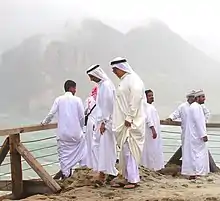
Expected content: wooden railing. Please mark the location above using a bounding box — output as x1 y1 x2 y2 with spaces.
0 120 220 199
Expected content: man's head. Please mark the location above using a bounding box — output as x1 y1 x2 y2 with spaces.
194 90 206 104
186 90 195 104
86 64 107 83
145 89 154 104
110 57 133 79
64 80 76 95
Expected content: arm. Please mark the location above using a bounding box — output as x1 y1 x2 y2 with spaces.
168 105 181 121
78 98 85 129
202 104 210 123
41 98 58 125
125 79 144 123
99 82 114 123
146 106 157 139
192 105 207 139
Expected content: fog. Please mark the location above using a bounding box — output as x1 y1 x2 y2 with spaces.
0 0 220 122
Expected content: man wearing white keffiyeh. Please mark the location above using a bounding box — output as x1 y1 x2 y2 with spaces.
86 64 118 186
110 57 146 189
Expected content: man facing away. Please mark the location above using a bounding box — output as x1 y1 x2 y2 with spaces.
182 89 209 179
110 57 146 189
141 89 164 171
86 64 118 186
41 80 87 179
84 86 98 169
167 90 195 149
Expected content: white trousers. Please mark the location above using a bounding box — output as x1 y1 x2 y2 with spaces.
123 141 140 183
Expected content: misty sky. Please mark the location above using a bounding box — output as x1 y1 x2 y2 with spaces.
0 0 219 53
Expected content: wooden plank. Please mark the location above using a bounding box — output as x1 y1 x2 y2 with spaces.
0 180 53 199
0 120 220 137
166 146 182 166
16 142 61 193
209 150 220 172
0 123 57 137
0 137 9 165
9 134 23 199
160 120 220 128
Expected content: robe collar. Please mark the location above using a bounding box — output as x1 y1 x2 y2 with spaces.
120 72 129 80
65 92 73 96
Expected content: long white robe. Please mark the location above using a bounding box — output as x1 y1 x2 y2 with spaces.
181 102 210 176
84 96 96 169
142 103 164 171
95 79 118 176
113 72 145 176
42 92 87 177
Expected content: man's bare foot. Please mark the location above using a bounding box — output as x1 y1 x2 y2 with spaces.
123 183 139 189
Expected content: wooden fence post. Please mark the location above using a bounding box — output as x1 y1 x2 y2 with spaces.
9 134 23 199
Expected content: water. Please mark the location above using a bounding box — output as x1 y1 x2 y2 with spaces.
0 117 220 181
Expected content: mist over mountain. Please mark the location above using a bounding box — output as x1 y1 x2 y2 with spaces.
0 18 219 119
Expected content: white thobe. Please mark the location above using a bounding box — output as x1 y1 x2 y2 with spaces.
84 96 96 169
94 79 118 176
142 103 164 171
113 73 145 183
181 102 210 176
42 92 87 177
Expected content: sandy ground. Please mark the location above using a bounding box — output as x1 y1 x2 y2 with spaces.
3 166 220 201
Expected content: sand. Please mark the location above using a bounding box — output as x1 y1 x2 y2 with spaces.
3 166 220 201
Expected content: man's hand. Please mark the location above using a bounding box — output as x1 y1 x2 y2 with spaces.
100 122 106 135
152 130 157 139
203 136 208 142
150 126 157 139
124 120 131 128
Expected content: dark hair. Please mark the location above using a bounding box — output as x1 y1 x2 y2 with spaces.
64 80 76 92
145 89 153 96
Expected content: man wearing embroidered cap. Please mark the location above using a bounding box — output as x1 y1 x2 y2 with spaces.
182 89 209 179
110 57 146 189
86 64 118 186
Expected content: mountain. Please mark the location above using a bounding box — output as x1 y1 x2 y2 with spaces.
0 18 219 118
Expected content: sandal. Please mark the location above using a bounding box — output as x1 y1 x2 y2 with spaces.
111 182 126 188
123 183 139 189
106 175 117 184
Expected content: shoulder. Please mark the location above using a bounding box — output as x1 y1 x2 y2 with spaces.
74 96 83 102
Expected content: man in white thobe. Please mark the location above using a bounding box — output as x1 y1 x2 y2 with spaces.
86 64 118 185
167 91 195 148
110 57 145 189
41 80 87 179
142 89 164 171
182 90 209 179
84 86 97 169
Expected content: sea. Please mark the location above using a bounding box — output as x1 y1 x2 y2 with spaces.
0 114 220 193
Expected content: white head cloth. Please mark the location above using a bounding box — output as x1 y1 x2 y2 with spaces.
186 90 196 98
194 89 205 97
110 57 134 74
87 64 109 81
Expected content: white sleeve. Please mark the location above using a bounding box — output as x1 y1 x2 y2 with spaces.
125 79 144 123
42 98 59 125
169 105 181 120
78 98 85 128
